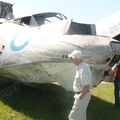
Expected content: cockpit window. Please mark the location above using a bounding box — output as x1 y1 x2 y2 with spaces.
33 13 67 26
14 12 67 27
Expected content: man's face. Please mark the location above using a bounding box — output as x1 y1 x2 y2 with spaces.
71 58 80 65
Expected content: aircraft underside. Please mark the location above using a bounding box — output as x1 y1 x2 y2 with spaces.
0 61 112 91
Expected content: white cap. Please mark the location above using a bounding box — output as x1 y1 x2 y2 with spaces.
68 50 83 59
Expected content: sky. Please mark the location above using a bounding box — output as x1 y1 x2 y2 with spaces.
1 0 120 24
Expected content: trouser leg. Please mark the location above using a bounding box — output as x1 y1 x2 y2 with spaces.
68 93 91 120
114 78 120 108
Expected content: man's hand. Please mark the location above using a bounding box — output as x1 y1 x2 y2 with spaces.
79 85 90 99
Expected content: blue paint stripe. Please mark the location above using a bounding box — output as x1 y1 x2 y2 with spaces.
10 36 30 51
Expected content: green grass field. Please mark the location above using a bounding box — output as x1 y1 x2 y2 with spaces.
88 82 120 120
0 82 120 120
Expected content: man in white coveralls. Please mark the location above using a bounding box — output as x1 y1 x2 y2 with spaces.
68 50 92 120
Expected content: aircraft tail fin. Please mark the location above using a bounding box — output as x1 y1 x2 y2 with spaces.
95 12 120 40
0 1 14 19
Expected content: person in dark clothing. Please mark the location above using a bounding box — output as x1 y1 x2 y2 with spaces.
111 63 120 108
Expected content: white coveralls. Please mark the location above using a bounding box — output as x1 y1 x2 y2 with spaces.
69 61 92 120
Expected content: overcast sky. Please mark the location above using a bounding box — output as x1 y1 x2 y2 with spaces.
2 0 120 24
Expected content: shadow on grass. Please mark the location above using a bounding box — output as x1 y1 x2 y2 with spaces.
0 83 120 120
0 83 74 120
88 95 120 120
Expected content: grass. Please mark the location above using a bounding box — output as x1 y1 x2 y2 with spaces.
0 83 73 120
88 82 120 120
0 82 120 120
